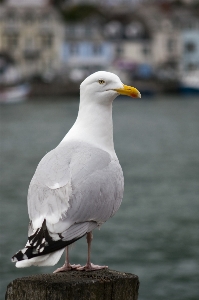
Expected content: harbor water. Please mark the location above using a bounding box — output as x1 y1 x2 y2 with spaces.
0 95 199 300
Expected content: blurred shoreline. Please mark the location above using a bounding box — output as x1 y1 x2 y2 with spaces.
28 79 183 98
0 0 199 102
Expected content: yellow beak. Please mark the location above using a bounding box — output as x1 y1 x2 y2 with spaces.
114 84 141 98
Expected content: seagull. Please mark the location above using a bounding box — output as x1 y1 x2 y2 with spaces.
12 71 141 272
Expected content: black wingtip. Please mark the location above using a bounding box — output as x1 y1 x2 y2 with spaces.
12 219 85 262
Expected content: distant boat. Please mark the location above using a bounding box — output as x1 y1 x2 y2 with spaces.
0 52 31 104
179 71 199 94
0 83 30 104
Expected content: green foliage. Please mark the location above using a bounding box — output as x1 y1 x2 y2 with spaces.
61 4 103 22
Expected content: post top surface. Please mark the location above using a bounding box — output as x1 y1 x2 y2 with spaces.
14 269 138 284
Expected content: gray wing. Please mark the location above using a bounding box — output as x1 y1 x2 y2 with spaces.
28 141 124 242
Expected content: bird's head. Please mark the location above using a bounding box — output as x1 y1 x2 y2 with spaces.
80 71 141 105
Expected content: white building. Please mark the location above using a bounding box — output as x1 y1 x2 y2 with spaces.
0 0 64 78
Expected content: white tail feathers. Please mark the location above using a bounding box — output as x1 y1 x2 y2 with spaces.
16 248 64 268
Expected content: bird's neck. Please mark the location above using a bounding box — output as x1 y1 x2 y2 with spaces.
63 100 115 156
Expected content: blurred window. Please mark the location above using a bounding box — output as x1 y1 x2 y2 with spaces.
5 33 19 49
42 34 53 48
66 26 75 37
167 38 175 52
40 14 52 25
23 13 35 24
24 50 40 60
116 45 123 56
125 22 144 39
186 63 197 71
76 26 85 38
162 19 172 31
184 42 196 53
142 44 151 56
92 44 102 55
104 21 122 39
70 44 78 55
25 37 34 49
23 38 40 60
85 26 93 38
187 20 196 30
6 11 17 26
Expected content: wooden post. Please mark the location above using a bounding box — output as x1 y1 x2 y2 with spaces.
5 269 139 300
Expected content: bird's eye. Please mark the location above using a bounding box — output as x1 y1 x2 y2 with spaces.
98 79 105 85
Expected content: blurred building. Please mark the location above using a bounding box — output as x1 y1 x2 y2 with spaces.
1 0 199 86
0 52 21 85
0 0 64 80
136 4 182 81
61 21 114 81
181 21 199 71
102 6 182 81
63 0 145 6
182 30 199 71
104 18 151 63
152 20 181 71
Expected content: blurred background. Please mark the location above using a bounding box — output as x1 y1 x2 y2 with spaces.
0 0 199 300
0 0 199 99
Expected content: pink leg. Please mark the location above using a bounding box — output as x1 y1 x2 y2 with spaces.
53 246 81 273
77 231 108 271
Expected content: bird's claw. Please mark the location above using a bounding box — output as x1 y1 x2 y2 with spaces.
77 263 108 271
53 263 81 273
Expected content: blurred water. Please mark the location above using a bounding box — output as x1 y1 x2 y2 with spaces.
0 96 199 300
